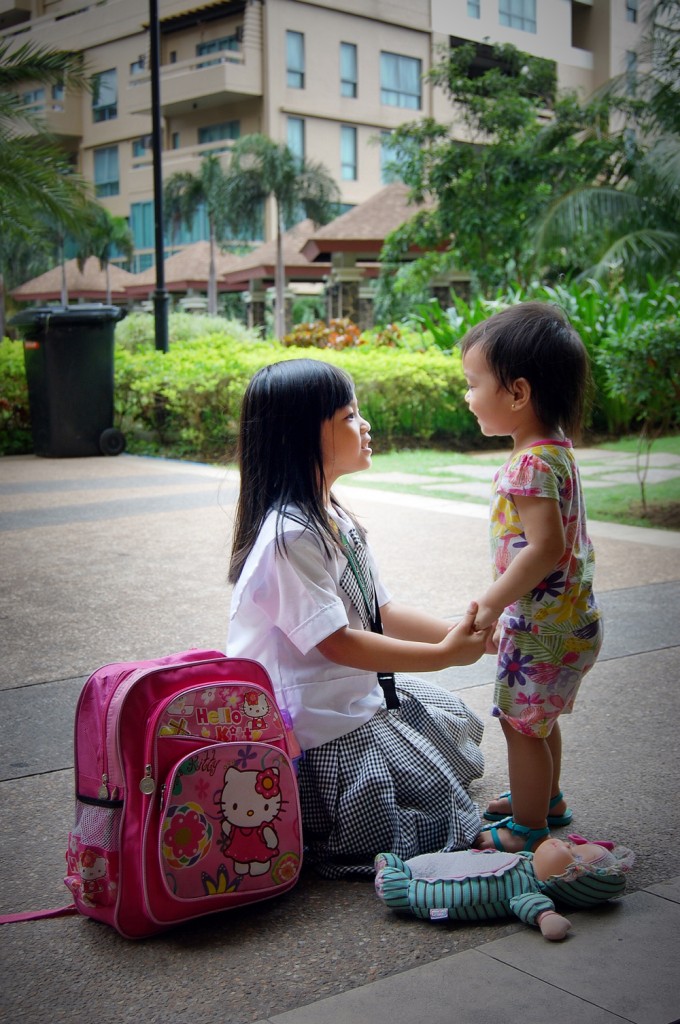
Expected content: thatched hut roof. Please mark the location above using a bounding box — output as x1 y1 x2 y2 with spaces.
11 257 137 302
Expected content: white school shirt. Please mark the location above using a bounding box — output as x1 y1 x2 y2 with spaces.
227 505 389 751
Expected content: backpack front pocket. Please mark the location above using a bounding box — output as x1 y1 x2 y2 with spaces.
154 742 302 908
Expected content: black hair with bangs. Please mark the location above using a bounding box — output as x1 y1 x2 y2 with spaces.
229 358 362 583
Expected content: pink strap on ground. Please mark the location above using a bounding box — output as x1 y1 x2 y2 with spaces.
0 905 77 924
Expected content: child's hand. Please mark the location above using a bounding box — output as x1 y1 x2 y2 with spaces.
471 600 497 632
442 602 490 666
485 621 501 655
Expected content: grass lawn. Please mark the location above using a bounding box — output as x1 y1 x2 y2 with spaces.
342 435 680 531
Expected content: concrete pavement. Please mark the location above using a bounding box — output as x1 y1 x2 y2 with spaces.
1 452 679 1024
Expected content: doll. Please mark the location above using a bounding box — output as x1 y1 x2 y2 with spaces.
374 834 634 941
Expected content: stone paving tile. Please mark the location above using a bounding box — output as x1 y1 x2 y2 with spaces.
573 448 643 462
430 464 498 478
576 451 680 467
424 481 492 497
354 472 438 485
596 469 680 485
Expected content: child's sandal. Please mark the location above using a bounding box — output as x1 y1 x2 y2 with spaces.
483 790 573 828
481 816 550 853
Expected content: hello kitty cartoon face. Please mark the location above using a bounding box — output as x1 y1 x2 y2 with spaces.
220 766 281 829
242 691 269 721
80 849 107 881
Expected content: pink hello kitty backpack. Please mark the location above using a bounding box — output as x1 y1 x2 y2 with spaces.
62 649 303 938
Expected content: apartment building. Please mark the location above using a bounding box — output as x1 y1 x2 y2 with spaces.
1 0 645 273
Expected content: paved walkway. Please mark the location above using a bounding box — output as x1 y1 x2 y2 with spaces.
1 453 679 1024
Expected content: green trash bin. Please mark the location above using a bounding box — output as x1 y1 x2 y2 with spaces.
11 304 126 458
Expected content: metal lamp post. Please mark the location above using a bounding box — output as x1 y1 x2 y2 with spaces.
149 0 169 352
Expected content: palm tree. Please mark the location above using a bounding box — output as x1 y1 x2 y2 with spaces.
164 154 233 315
535 0 680 284
0 39 90 336
77 204 135 304
224 135 340 338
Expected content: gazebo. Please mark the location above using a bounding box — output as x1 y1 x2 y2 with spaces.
124 241 245 309
220 220 332 331
302 183 469 327
11 256 137 305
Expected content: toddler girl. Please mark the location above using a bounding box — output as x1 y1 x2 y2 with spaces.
461 302 603 854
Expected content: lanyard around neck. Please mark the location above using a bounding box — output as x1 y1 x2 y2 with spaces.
337 530 400 710
339 532 376 626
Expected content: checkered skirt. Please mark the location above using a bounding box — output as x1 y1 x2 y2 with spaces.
297 676 485 879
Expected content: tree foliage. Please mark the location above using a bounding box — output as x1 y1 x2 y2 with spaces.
380 41 633 298
535 0 680 285
164 154 236 316
0 40 90 230
0 39 91 335
76 205 135 304
224 135 340 338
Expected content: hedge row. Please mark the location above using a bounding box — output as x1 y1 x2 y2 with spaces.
113 335 477 461
3 275 678 461
0 323 478 460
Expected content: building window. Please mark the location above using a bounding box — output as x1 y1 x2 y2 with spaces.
468 0 481 16
340 42 357 98
51 83 64 108
92 69 117 122
94 145 119 196
196 34 239 67
21 87 45 110
130 56 145 75
132 136 151 158
286 30 305 89
626 49 637 94
626 0 638 23
341 125 357 180
499 0 536 32
171 131 180 149
130 200 154 262
198 120 240 145
287 116 305 160
380 131 398 184
380 52 422 109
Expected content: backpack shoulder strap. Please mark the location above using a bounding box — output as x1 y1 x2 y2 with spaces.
0 905 77 924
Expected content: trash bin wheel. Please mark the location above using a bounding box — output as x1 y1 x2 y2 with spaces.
99 428 126 456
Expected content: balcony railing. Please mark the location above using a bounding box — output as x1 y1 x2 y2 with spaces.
130 137 237 175
128 48 262 117
14 96 83 138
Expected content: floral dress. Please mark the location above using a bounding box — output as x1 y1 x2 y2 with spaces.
490 440 602 738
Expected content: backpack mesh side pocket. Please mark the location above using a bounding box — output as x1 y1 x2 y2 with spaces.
65 798 122 909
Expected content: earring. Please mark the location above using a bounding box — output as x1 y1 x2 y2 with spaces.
511 403 516 410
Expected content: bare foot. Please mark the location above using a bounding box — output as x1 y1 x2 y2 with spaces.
485 794 512 818
548 795 569 819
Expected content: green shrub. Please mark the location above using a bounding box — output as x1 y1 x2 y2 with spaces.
3 280 678 460
327 346 475 445
0 339 32 454
114 338 476 458
116 311 257 352
405 278 680 436
115 335 277 460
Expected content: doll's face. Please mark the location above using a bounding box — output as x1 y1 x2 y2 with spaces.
533 838 605 880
